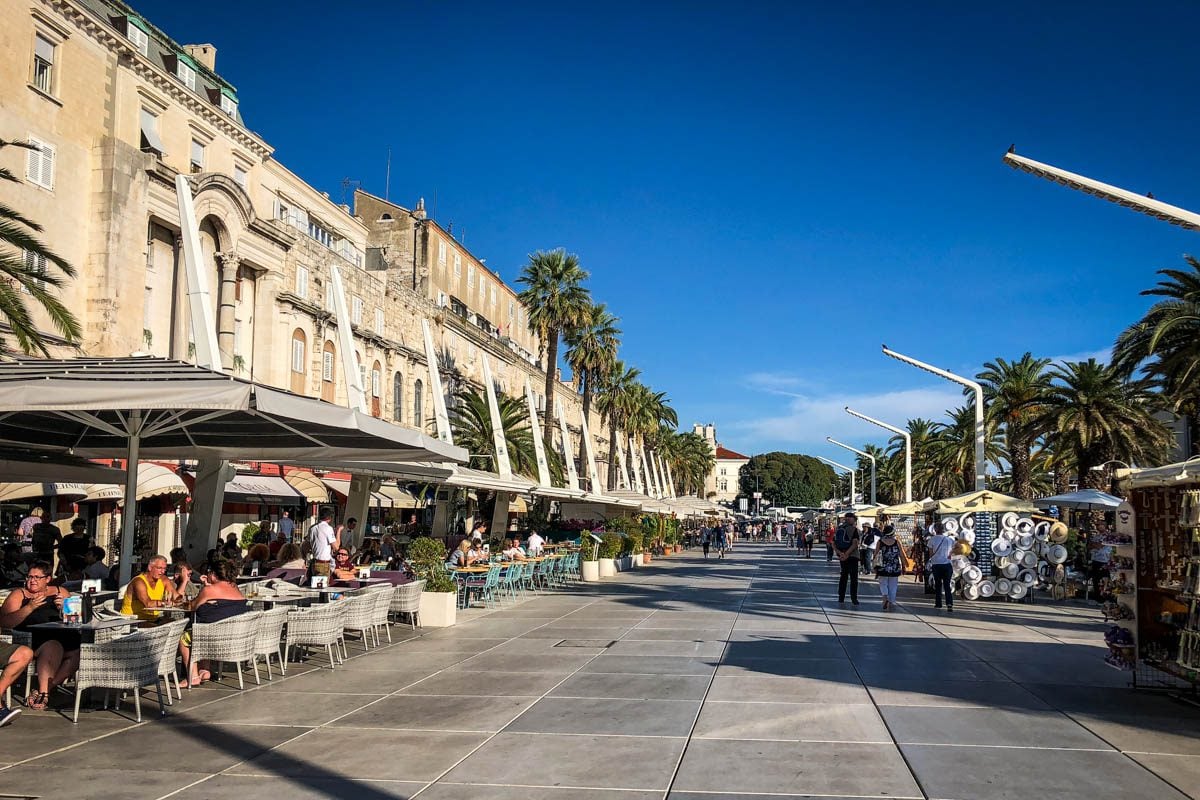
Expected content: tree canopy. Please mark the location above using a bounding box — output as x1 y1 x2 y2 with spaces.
737 452 836 507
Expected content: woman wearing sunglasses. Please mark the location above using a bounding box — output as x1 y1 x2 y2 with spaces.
0 561 79 710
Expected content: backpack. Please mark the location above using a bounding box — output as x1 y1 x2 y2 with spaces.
833 525 857 551
862 530 876 547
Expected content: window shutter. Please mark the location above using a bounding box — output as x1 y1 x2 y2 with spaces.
35 35 55 64
25 142 39 183
40 143 54 190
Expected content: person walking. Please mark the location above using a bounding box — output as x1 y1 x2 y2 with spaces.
714 525 727 559
1089 521 1113 602
834 512 861 605
875 525 907 611
859 522 877 576
701 527 711 559
926 521 955 611
824 523 836 562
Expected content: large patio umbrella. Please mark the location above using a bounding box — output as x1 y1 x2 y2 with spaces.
1034 488 1124 510
935 490 1037 514
0 357 466 581
0 450 126 483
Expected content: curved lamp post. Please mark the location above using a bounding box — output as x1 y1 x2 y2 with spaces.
816 455 855 507
845 407 911 503
881 345 986 491
827 437 875 505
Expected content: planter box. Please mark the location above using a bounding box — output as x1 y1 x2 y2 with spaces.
581 560 600 582
419 591 457 627
598 557 616 578
642 552 652 564
633 553 643 567
617 556 633 571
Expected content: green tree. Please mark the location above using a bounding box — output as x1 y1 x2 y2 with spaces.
928 403 1004 497
565 301 620 422
1040 359 1174 488
448 385 560 482
976 353 1053 499
1112 256 1200 445
595 359 640 490
0 138 81 354
517 248 591 453
738 452 836 507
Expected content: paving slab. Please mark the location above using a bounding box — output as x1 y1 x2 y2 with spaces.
550 672 712 701
507 696 701 736
329 694 538 732
693 701 891 742
880 705 1114 748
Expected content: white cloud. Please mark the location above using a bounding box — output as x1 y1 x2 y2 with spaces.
727 384 965 451
742 371 819 398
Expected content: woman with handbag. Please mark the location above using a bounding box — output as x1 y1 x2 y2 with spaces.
874 525 910 611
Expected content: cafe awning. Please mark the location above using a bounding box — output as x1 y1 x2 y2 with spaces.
935 490 1036 514
376 482 421 509
321 477 403 508
0 451 126 483
222 474 304 505
283 469 329 502
0 482 90 502
84 462 188 503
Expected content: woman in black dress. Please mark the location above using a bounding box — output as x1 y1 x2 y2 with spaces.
0 561 79 710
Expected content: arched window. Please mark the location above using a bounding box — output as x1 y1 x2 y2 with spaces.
413 379 424 430
392 372 404 423
370 360 382 418
321 340 336 403
290 328 307 394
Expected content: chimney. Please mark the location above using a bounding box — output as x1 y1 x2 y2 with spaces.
414 198 427 220
183 44 216 71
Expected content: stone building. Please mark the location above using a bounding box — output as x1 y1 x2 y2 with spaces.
692 423 749 504
1 0 606 476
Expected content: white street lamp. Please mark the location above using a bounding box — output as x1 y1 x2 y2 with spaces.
845 407 911 503
827 437 875 505
816 455 855 506
881 345 987 491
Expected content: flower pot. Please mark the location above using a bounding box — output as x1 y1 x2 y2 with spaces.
642 552 652 564
618 556 632 571
675 544 682 553
598 557 616 578
581 560 600 582
632 553 643 567
419 591 457 627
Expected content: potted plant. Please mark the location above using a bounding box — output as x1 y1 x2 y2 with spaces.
598 530 621 577
408 536 458 627
580 533 600 582
627 528 643 568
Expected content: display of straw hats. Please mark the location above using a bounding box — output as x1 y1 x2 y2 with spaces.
960 513 975 530
953 540 973 557
964 565 983 584
1017 533 1035 550
996 577 1012 594
1009 582 1028 600
992 539 1014 557
1018 569 1037 585
964 584 981 600
1001 562 1020 579
1034 521 1051 542
942 518 960 536
961 529 976 545
1016 517 1035 534
979 580 996 597
1020 550 1038 569
1001 512 1020 530
1049 522 1069 543
1047 544 1068 564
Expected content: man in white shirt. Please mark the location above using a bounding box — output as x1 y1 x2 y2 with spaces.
307 509 338 576
925 522 955 611
526 531 545 556
502 538 526 561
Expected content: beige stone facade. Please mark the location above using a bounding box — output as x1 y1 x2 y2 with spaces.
693 424 748 504
1 0 607 473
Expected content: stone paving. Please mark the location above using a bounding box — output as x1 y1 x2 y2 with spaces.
3 543 1200 799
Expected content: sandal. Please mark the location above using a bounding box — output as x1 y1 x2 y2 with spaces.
26 691 48 711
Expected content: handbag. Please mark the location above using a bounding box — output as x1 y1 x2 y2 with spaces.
899 543 915 575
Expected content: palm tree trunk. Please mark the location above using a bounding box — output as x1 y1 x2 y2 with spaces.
1010 438 1031 499
581 371 592 422
607 416 619 490
542 330 559 454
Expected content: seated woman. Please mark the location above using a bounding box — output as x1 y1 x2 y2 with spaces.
242 543 270 576
501 538 527 561
179 558 251 686
447 540 473 569
121 554 189 622
272 543 305 570
0 561 79 711
355 539 381 566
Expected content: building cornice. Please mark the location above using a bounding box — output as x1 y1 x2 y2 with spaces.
43 0 274 159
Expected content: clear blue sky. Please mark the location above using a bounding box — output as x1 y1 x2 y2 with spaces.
143 0 1200 463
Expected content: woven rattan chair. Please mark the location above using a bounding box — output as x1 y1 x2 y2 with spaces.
365 585 394 644
71 625 175 723
152 618 190 705
337 592 378 656
389 580 424 630
251 607 290 680
285 602 347 668
186 610 262 690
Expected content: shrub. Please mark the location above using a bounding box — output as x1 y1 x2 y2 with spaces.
625 528 644 554
239 521 260 550
407 536 456 593
579 533 599 561
598 531 622 560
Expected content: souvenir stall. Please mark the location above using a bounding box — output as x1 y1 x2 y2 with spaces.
1115 459 1200 689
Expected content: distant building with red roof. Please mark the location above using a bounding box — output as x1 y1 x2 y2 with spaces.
693 424 750 503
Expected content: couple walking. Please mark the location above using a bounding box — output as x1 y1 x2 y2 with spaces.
833 512 908 610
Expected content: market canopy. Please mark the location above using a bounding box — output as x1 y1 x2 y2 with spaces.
881 497 936 515
1121 458 1200 488
0 482 89 502
0 451 125 483
0 357 467 462
1034 488 1124 510
935 490 1036 514
84 463 188 503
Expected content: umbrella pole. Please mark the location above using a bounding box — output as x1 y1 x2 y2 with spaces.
118 414 141 587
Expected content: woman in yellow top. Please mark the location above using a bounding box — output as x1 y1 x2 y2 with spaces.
121 554 189 620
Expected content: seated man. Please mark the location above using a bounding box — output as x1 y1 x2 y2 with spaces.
82 546 109 582
331 548 359 581
501 538 526 561
0 636 34 725
121 554 189 621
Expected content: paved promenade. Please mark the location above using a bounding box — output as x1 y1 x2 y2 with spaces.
3 543 1200 799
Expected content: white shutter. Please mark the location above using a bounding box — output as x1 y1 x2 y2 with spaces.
291 338 305 373
295 266 308 299
39 143 54 189
374 308 384 335
322 350 334 381
371 369 381 397
34 35 55 63
25 142 39 183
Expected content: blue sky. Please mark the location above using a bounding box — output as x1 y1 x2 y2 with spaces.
143 0 1200 462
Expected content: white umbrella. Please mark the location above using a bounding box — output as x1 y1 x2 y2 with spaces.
1034 489 1123 510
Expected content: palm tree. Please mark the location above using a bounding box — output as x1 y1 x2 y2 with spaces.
565 302 620 422
1040 359 1174 489
665 430 715 497
928 404 1004 495
517 248 591 453
976 353 1053 499
0 138 81 354
1113 256 1200 443
448 385 542 480
595 360 640 490
884 418 940 499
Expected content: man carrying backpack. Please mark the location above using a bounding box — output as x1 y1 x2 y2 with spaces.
834 512 861 605
859 522 877 576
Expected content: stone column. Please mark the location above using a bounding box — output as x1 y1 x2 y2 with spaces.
216 251 240 370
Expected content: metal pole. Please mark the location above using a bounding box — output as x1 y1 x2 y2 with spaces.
816 455 855 506
827 437 876 505
845 407 912 503
882 345 986 490
118 411 142 587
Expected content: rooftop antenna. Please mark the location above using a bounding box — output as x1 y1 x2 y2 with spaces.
384 147 391 202
339 177 360 207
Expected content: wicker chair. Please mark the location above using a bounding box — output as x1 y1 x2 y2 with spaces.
337 592 378 656
71 624 177 723
389 580 424 630
152 618 190 705
365 585 395 644
186 610 263 690
251 607 290 680
285 602 347 668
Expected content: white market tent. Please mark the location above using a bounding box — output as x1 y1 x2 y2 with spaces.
0 357 467 581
